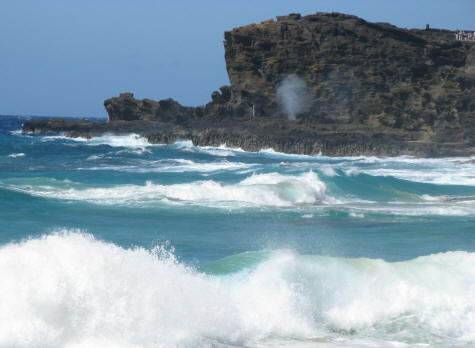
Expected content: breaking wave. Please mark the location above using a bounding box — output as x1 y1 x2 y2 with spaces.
8 153 25 158
4 172 331 207
173 140 245 157
0 231 473 348
82 158 256 173
349 166 475 186
77 134 155 149
34 133 475 187
41 133 155 149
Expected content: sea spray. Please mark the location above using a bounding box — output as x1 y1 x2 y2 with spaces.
276 75 311 120
0 232 474 347
42 133 155 149
0 232 314 348
2 115 475 348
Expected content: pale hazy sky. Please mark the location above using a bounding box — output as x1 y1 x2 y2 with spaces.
1 0 474 118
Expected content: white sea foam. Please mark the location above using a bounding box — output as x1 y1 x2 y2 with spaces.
79 134 154 149
198 144 244 157
8 153 25 158
349 212 365 218
174 141 321 160
151 160 253 173
40 133 157 149
9 129 24 136
174 140 245 157
173 140 195 148
320 166 338 177
86 155 103 161
332 156 475 186
418 194 475 203
115 148 152 155
7 171 331 207
40 135 71 141
353 167 475 186
199 148 237 157
259 148 316 159
0 232 473 348
360 200 464 215
0 232 315 348
252 153 475 186
4 172 474 215
317 155 473 164
274 155 475 182
33 134 475 188
82 159 256 173
230 152 475 186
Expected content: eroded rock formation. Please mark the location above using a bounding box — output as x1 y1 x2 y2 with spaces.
23 12 475 156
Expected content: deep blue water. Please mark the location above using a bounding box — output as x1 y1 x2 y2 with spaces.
1 115 474 348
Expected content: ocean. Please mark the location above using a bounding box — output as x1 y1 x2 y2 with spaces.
0 115 474 348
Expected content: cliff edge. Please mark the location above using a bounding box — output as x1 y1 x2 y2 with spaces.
23 12 475 156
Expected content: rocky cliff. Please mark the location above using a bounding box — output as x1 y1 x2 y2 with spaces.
23 12 475 156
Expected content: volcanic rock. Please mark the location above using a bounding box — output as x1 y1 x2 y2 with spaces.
23 12 475 156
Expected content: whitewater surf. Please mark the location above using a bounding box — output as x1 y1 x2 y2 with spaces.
1 116 474 347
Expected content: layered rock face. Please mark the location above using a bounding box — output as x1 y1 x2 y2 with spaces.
23 12 475 156
223 13 474 141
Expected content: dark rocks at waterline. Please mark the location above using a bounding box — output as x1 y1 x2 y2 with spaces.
22 117 474 157
23 12 475 157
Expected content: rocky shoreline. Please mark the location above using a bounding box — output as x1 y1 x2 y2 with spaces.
22 12 475 157
22 116 472 157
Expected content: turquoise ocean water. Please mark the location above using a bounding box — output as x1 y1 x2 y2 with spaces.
1 116 474 347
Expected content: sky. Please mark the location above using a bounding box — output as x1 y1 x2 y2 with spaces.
1 0 474 118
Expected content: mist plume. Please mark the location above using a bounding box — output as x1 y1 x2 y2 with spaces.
276 75 310 120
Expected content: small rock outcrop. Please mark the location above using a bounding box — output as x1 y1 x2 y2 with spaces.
23 12 475 156
104 93 199 123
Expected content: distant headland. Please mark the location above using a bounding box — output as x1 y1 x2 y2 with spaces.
23 12 475 156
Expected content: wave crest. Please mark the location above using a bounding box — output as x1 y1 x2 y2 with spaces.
41 133 154 149
5 171 331 207
1 232 474 347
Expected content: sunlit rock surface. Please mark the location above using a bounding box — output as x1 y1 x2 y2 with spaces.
23 13 475 156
